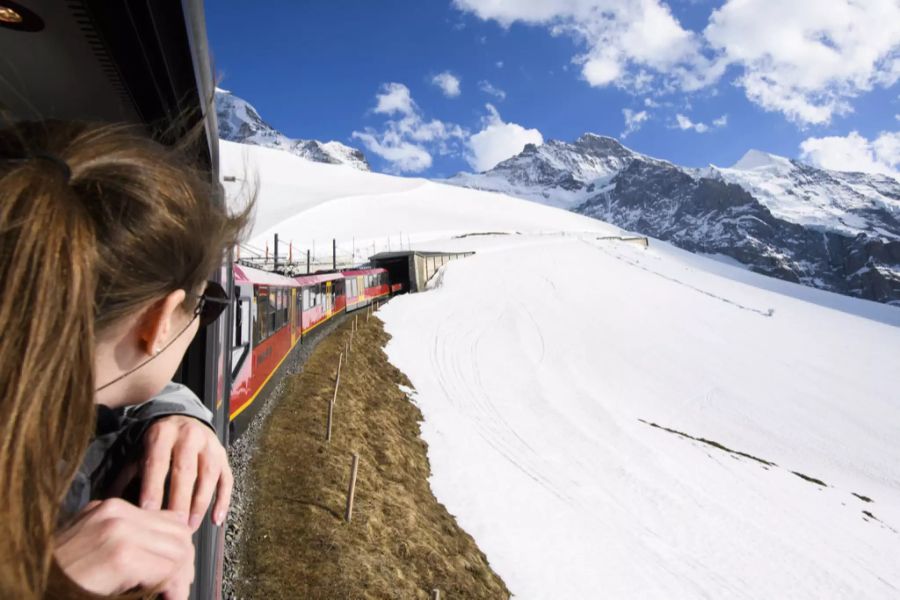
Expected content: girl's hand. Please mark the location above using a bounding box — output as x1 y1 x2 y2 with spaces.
54 499 194 599
139 415 233 531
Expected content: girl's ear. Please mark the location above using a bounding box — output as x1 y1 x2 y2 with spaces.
137 290 188 356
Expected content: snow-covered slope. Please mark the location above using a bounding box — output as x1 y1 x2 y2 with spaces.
215 88 370 171
710 149 900 240
223 140 900 599
447 137 900 305
380 236 900 599
220 140 616 249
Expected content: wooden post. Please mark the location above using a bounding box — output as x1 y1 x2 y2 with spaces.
325 350 343 441
332 352 343 405
345 453 359 522
431 590 440 600
325 397 334 442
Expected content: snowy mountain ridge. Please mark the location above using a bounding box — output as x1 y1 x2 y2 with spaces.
447 137 900 304
215 88 370 171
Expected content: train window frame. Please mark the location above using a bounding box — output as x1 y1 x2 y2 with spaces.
232 293 252 379
255 285 270 345
270 288 278 331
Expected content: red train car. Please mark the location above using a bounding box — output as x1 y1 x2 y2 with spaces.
342 268 391 311
229 265 302 434
295 272 345 335
228 266 394 435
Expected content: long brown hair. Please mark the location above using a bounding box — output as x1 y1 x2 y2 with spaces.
0 120 250 598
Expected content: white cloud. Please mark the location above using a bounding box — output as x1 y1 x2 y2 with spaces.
621 109 649 138
454 0 900 127
374 82 416 116
466 104 544 172
799 130 900 177
496 60 504 68
705 0 900 125
644 97 660 108
674 113 727 133
431 71 462 98
479 80 507 101
453 0 721 94
353 83 468 174
675 113 709 133
895 114 900 121
351 131 433 172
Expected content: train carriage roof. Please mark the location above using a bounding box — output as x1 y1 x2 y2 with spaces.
341 268 388 277
234 264 301 287
294 272 344 287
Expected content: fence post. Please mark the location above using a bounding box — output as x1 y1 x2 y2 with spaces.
325 397 334 442
431 589 440 600
333 352 343 404
345 453 359 522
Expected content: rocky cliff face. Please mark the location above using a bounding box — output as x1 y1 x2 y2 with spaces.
447 136 900 305
215 88 370 171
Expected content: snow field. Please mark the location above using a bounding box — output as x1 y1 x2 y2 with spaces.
379 236 900 598
224 141 900 599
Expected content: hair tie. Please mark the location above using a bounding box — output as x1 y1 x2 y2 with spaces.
31 153 72 183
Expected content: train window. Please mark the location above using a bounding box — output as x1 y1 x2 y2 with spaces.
269 287 278 332
282 289 289 325
273 288 281 330
234 297 243 347
255 286 269 344
302 287 309 310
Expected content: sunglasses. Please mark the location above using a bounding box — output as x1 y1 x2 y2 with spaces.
191 280 230 327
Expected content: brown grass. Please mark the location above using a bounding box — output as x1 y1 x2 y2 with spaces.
236 311 510 599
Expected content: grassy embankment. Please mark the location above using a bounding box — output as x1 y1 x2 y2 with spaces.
237 310 510 599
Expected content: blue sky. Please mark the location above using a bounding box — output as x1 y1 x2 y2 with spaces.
206 1 900 178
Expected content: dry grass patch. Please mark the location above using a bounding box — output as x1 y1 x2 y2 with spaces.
236 312 510 599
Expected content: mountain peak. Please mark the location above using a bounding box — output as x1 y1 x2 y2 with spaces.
576 132 620 144
731 149 792 171
215 89 370 171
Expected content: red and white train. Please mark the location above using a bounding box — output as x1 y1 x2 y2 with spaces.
228 265 397 435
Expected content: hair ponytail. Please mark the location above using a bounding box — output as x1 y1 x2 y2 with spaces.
0 155 98 597
0 120 250 598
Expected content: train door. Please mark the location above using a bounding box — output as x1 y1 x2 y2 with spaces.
290 288 298 345
325 281 333 317
231 284 252 379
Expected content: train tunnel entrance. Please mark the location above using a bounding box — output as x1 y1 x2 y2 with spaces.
370 250 475 293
